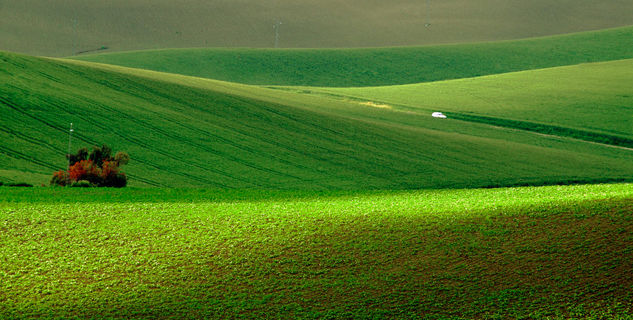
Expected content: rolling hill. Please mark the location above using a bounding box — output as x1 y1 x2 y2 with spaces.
292 58 633 143
73 25 633 87
1 50 632 188
3 0 633 57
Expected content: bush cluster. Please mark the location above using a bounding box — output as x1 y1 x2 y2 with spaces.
0 181 34 187
51 145 129 188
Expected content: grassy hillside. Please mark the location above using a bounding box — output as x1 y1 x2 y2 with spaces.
3 0 633 57
73 26 633 87
299 59 633 144
2 50 633 188
1 184 632 318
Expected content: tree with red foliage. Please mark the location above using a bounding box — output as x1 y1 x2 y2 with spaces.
100 160 127 188
68 160 101 185
50 170 71 187
51 144 129 187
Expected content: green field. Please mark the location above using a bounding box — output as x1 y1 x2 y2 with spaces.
2 8 633 319
292 58 633 143
74 25 633 87
2 50 633 188
4 0 633 57
1 184 632 318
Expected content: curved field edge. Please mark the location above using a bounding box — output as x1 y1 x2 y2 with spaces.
6 0 633 57
446 113 633 149
72 25 633 87
0 184 632 318
294 58 633 145
4 51 633 188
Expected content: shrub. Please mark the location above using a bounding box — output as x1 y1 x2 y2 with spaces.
51 170 71 187
105 172 127 188
101 161 127 188
52 145 129 187
71 180 94 188
7 182 33 187
114 152 130 166
69 160 102 185
68 147 89 166
88 145 113 167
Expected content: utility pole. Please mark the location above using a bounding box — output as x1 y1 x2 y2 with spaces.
425 0 431 27
273 19 282 48
67 123 74 170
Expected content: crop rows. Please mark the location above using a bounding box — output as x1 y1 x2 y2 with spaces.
1 184 632 318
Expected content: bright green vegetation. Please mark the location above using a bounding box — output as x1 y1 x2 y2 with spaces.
3 5 632 319
2 50 633 188
294 58 633 145
1 184 632 318
5 0 633 57
74 26 633 87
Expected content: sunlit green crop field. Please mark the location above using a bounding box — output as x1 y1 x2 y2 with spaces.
1 184 632 318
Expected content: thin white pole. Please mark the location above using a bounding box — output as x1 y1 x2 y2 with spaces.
67 123 74 170
274 20 282 48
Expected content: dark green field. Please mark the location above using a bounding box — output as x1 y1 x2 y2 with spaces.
74 26 633 87
1 184 632 318
2 50 632 188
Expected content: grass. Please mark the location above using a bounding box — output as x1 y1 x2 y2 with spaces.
1 183 632 318
297 58 633 144
3 50 633 188
3 8 632 320
446 113 633 149
73 25 633 87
